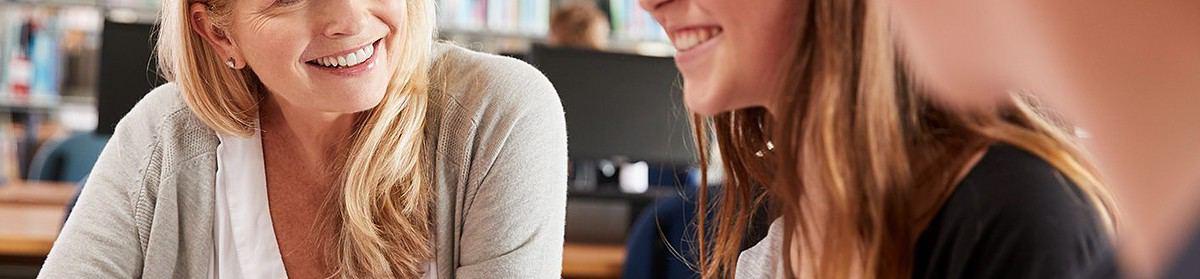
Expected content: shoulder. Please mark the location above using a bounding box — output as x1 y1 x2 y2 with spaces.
931 143 1110 253
117 83 210 134
949 143 1096 220
913 143 1113 278
114 82 217 148
737 219 786 278
100 82 218 180
121 82 192 128
429 42 562 124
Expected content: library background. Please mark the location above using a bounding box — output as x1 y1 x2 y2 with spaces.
0 0 709 278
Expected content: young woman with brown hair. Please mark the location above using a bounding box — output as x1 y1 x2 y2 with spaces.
638 0 1117 277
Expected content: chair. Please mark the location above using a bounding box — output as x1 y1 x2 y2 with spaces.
622 187 703 279
622 186 771 279
28 132 109 183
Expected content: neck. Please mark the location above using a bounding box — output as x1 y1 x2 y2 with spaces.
1072 83 1200 279
1042 7 1200 276
259 95 358 166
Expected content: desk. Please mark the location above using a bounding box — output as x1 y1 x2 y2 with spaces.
0 182 77 206
563 243 626 279
0 182 74 258
0 183 630 276
0 204 64 257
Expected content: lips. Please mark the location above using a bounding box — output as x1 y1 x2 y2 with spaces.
670 27 723 51
306 40 379 68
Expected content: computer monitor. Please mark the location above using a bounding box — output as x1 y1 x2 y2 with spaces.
96 20 163 135
528 45 694 165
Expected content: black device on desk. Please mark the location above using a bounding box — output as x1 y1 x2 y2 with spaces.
96 21 163 135
528 44 693 166
528 44 694 244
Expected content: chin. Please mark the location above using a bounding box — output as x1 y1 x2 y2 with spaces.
346 95 387 113
307 94 385 113
683 83 739 116
313 84 389 113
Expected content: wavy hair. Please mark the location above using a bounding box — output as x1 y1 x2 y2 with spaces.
156 0 437 277
692 0 1116 277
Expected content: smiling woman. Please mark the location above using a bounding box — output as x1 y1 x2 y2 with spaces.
638 0 1117 278
36 0 568 278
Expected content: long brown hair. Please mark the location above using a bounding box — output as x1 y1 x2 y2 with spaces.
692 0 1116 278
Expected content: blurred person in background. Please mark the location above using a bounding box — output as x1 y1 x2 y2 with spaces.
639 0 1118 277
549 1 610 50
890 1 1200 278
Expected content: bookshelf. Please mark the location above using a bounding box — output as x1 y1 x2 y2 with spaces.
0 1 128 181
436 0 674 56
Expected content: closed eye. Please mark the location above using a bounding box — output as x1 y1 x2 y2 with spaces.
272 0 302 8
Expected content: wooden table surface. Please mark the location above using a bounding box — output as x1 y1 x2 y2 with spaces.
0 181 630 277
0 181 77 206
562 243 627 278
0 204 65 257
0 181 75 257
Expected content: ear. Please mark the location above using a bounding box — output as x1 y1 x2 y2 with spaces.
189 3 244 69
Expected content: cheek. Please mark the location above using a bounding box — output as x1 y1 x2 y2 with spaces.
379 1 407 39
728 0 798 103
892 0 1018 104
236 25 308 83
681 0 802 115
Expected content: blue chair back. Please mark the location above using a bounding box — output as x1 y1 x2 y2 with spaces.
28 132 110 183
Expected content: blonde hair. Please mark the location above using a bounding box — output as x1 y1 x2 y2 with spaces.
156 0 438 277
693 0 1116 277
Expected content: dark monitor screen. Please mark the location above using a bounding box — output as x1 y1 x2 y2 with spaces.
529 45 694 164
96 21 163 135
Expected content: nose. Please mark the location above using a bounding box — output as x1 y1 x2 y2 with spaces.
639 0 672 11
319 0 367 39
639 0 673 24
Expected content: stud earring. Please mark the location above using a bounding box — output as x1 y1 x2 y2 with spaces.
226 57 236 69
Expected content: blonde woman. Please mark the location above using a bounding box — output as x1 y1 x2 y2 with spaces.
38 0 567 277
639 0 1116 277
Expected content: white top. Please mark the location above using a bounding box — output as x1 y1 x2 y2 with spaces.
736 218 785 278
209 128 438 279
211 128 289 279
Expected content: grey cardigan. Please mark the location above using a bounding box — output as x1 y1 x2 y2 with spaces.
38 43 569 278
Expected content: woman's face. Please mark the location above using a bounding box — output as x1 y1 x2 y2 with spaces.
889 1 1035 106
640 0 802 116
199 0 407 114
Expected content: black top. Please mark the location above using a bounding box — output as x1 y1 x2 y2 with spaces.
913 143 1114 278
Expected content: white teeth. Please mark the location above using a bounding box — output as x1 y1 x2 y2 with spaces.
311 43 376 68
671 28 722 51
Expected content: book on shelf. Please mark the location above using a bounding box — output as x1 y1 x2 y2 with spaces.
0 5 102 104
105 0 160 11
438 0 666 45
440 0 552 36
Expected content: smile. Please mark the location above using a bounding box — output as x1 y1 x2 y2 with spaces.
306 40 378 69
670 27 723 51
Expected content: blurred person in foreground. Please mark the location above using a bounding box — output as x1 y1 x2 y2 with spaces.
891 1 1200 278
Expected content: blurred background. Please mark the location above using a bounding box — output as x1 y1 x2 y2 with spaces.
0 0 722 278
